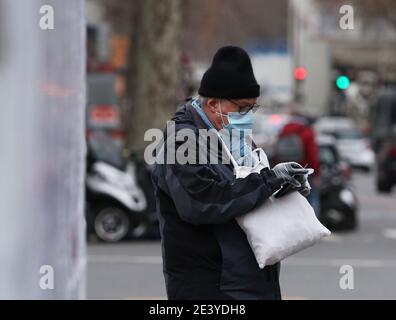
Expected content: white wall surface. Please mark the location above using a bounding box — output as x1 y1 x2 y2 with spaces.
0 0 86 299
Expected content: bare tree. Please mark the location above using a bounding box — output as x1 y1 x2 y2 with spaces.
126 0 183 152
101 0 289 151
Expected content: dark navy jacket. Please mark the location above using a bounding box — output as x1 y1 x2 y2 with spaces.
151 101 284 300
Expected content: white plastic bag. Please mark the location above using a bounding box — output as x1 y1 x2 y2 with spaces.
222 143 331 268
238 191 330 268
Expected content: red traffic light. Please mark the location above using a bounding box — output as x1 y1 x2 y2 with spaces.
294 67 307 81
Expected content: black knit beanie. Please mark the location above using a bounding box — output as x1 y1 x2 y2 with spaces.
198 46 260 99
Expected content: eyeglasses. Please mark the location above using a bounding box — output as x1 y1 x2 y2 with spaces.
227 99 261 115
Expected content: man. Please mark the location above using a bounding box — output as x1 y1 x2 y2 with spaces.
152 46 310 300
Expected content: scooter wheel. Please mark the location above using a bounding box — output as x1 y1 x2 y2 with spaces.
94 204 130 242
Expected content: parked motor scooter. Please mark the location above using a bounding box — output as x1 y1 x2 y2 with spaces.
86 131 156 242
318 135 358 231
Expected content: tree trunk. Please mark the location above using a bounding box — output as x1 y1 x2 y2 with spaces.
127 0 183 153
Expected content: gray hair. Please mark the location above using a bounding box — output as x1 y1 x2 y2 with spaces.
200 96 209 108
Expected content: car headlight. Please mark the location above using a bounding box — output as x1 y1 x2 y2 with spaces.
339 189 355 207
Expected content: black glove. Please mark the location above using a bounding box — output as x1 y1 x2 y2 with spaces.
274 168 312 198
294 173 311 197
274 181 311 198
274 182 296 198
271 162 309 188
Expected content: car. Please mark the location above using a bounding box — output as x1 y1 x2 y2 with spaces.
331 128 374 171
315 117 356 133
371 89 396 193
315 117 375 171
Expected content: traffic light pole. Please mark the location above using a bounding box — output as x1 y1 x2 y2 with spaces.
289 0 305 106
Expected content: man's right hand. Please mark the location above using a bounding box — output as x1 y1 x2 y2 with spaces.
271 162 309 188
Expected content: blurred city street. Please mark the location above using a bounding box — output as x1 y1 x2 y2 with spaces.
2 0 396 301
87 171 396 300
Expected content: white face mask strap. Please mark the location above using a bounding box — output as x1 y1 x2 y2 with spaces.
216 101 227 128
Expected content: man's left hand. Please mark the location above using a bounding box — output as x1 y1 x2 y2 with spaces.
274 172 312 198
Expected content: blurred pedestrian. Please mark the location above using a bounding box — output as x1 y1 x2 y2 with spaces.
276 111 321 217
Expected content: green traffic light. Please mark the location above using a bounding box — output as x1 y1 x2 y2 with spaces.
336 75 350 90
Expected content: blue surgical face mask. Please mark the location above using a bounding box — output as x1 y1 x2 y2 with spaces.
216 102 254 131
216 102 255 161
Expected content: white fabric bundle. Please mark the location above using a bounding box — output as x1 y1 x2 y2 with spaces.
222 143 331 268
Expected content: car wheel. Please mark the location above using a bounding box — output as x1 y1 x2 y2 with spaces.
94 205 130 242
377 179 392 194
321 208 357 232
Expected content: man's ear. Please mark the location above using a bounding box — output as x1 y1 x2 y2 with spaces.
206 98 219 114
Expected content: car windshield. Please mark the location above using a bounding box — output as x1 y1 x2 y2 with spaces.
335 130 363 140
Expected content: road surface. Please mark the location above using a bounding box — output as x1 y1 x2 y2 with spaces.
87 171 396 300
